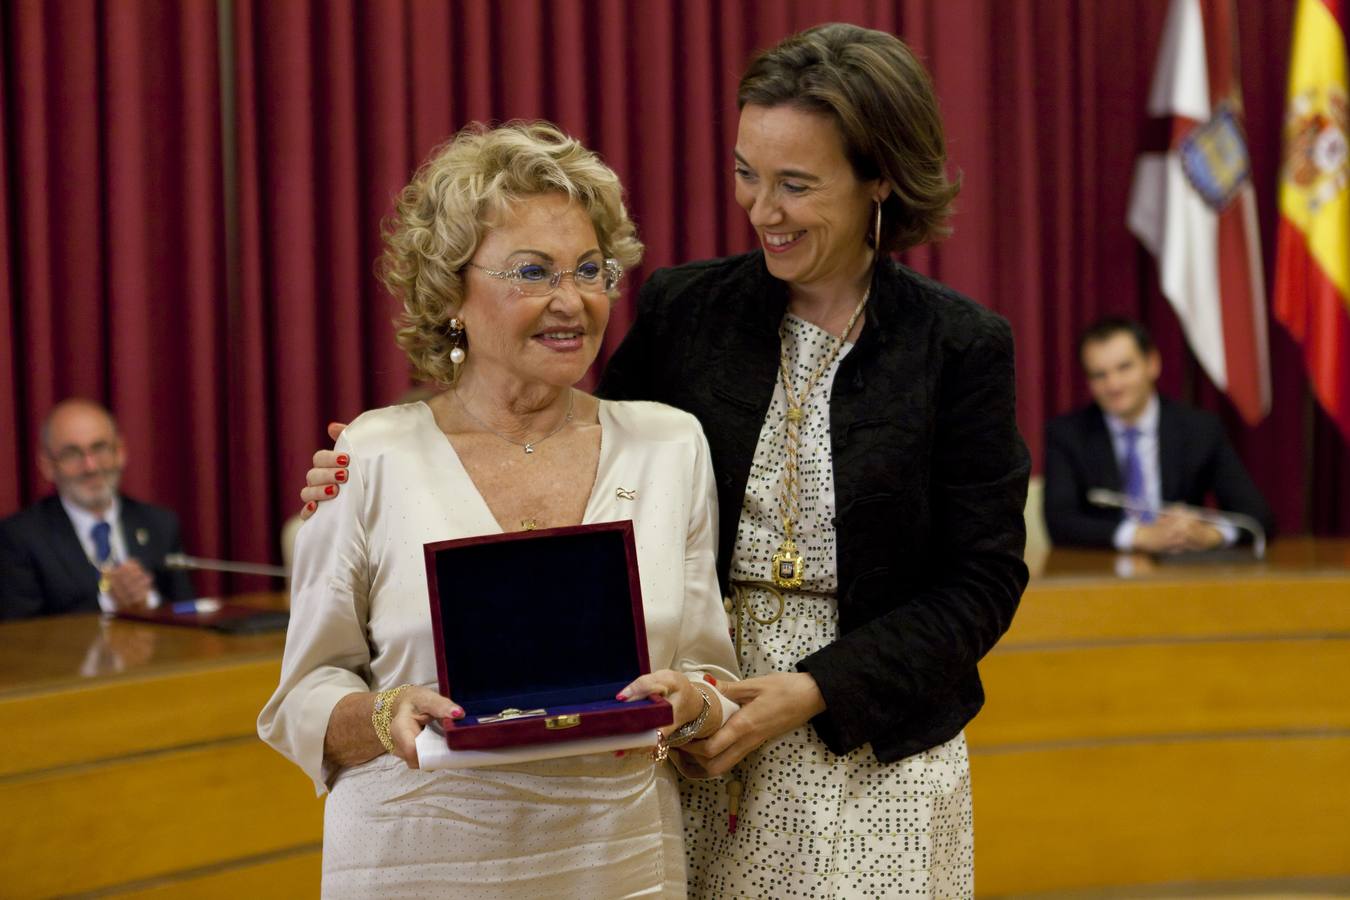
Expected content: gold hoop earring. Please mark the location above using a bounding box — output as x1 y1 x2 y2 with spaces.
873 201 882 251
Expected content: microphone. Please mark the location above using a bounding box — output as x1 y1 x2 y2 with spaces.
1086 489 1266 559
164 553 289 578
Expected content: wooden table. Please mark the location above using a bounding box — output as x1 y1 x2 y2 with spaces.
968 537 1350 896
0 593 321 898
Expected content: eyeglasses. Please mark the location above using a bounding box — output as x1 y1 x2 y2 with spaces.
48 440 119 468
465 258 623 296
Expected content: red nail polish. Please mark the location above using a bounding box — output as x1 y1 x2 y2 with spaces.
614 749 626 758
449 708 465 719
335 469 348 483
705 675 718 687
336 454 349 466
306 501 317 512
324 485 335 496
616 691 627 700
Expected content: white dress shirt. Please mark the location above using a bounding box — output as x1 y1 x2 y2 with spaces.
1104 395 1235 550
61 495 162 612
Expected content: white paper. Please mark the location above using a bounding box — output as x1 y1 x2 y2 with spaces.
414 723 661 770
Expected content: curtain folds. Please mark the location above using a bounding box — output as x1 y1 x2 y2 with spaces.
3 0 230 586
3 1 1346 595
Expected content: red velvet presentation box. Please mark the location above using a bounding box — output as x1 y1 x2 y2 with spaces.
424 521 672 752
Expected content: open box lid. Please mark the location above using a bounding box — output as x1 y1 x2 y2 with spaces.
423 520 651 717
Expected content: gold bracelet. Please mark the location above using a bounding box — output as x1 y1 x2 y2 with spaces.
371 684 412 754
665 686 712 749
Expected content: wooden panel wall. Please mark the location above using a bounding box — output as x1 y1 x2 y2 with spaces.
967 566 1350 896
0 621 322 897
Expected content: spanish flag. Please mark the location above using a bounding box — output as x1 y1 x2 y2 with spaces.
1275 0 1350 438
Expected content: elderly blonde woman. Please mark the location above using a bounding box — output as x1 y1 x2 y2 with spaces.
258 122 739 899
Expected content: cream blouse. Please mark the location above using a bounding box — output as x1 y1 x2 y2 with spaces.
258 399 740 794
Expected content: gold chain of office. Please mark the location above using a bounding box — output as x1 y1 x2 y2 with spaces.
771 288 869 589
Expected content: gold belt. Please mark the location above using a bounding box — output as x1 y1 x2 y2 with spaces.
723 580 834 658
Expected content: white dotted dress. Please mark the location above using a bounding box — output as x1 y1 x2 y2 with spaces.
682 315 975 899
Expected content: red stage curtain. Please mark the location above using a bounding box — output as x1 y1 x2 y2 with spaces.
3 1 1347 597
1 0 231 589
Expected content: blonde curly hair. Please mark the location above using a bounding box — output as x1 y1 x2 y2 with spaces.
380 121 644 385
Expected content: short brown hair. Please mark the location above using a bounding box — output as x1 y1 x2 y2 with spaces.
379 121 644 385
737 23 959 252
1078 316 1156 362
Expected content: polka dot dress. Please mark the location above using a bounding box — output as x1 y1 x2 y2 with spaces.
681 314 975 899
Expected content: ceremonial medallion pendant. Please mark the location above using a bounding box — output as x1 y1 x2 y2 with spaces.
771 539 804 589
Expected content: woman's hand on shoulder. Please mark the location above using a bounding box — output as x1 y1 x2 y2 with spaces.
298 422 348 520
679 672 825 776
388 686 463 770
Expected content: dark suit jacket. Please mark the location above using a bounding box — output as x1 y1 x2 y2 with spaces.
0 494 195 619
1043 398 1274 548
599 252 1030 763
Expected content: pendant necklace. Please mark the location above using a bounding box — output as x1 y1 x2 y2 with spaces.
455 388 574 455
771 289 869 589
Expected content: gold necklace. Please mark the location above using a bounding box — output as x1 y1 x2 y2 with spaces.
455 388 574 454
771 290 869 589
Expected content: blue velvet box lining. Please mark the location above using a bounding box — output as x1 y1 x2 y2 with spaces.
425 522 649 720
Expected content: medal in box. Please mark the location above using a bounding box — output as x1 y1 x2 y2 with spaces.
424 520 672 753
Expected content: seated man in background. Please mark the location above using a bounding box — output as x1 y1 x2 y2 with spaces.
1043 317 1274 553
0 398 194 618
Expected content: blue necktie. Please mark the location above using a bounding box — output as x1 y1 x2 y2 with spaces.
1121 427 1155 523
91 521 112 565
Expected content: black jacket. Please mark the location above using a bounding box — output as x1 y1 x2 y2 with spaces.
0 494 195 619
1042 398 1275 548
600 252 1030 762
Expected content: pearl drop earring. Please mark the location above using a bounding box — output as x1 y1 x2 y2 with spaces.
448 317 466 365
